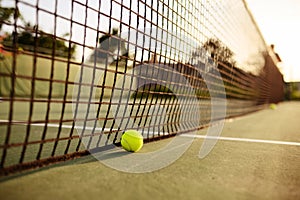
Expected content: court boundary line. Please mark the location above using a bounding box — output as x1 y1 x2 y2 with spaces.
0 120 163 138
181 134 300 146
1 120 300 147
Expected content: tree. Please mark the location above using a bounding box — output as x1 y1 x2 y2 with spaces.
90 28 128 63
202 38 235 66
0 2 23 31
2 22 76 58
0 7 14 30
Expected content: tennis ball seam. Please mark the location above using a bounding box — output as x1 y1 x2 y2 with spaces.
122 138 132 152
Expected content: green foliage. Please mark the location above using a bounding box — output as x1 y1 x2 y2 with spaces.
290 83 300 100
2 26 76 58
0 3 75 58
291 91 300 100
202 38 235 66
91 28 128 62
0 7 16 30
285 82 300 100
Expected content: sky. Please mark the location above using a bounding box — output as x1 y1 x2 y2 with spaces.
246 0 300 82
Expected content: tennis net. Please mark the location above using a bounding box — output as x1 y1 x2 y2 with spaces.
0 0 284 174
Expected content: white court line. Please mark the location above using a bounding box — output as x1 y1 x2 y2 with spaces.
33 123 164 137
1 120 300 146
181 134 300 147
0 120 163 138
0 119 113 131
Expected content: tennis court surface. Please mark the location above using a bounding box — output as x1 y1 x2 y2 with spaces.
0 0 297 199
0 101 299 200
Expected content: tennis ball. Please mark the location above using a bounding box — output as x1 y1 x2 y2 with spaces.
121 130 143 152
269 103 277 110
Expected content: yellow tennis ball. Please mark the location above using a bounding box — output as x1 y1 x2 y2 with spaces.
121 130 143 152
270 103 277 110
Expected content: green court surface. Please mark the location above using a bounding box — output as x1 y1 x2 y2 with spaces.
0 101 300 200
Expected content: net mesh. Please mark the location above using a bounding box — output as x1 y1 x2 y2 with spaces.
0 0 284 174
